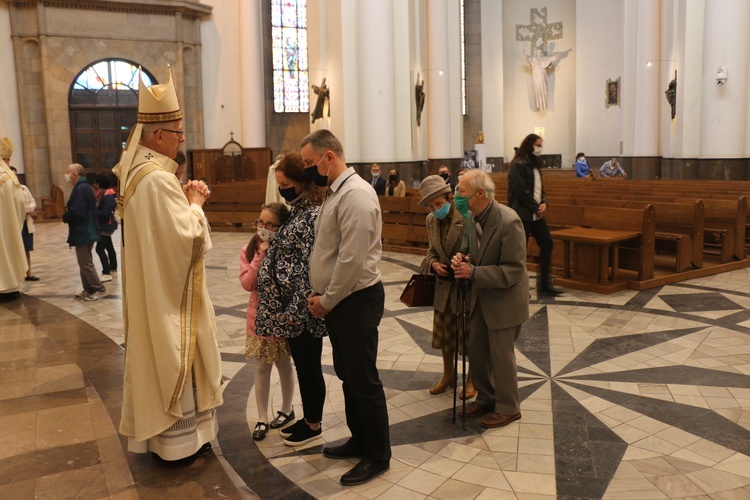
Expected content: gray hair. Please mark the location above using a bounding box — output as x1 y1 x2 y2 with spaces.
68 163 85 176
300 129 345 160
463 169 494 198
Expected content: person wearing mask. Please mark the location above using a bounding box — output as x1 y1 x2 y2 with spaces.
63 163 106 300
508 134 563 297
369 163 386 195
94 173 118 282
418 175 475 400
385 168 406 197
599 158 627 178
574 152 591 178
0 138 28 302
438 165 456 192
9 166 39 282
240 202 296 442
450 169 529 428
303 129 391 486
256 153 328 447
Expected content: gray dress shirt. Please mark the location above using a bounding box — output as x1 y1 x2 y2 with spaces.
309 167 382 311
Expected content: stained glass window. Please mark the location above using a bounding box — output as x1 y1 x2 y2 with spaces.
70 59 154 107
272 0 309 113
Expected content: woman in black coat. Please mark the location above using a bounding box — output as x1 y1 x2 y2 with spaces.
507 134 562 296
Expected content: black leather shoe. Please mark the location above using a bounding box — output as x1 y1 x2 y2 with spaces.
324 439 364 459
0 291 20 302
538 286 564 297
340 458 390 486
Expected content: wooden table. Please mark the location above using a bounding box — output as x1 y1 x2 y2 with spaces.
550 227 641 286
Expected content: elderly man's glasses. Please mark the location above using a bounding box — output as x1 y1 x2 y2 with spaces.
159 129 185 137
256 220 281 230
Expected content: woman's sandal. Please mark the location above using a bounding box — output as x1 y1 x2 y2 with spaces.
252 422 268 441
429 377 456 395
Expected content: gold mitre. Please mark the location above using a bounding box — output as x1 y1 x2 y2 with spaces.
137 67 182 123
0 137 13 161
114 66 181 201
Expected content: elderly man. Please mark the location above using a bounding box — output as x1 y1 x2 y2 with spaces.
451 169 529 428
0 138 28 302
113 68 223 461
62 163 106 300
599 158 627 178
303 129 391 486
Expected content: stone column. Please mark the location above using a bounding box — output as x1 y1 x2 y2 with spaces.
239 0 266 147
426 0 462 161
632 0 661 157
699 0 750 160
356 1 397 162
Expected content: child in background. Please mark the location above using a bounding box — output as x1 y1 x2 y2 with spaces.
240 202 296 441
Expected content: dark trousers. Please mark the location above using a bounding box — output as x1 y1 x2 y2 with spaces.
288 332 325 424
523 218 553 287
325 282 391 463
95 235 117 274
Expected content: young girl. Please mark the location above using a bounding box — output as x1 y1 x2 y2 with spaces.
240 202 296 441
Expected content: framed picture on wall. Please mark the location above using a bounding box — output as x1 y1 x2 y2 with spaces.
606 77 621 108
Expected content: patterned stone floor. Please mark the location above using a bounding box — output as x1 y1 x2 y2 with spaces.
2 222 750 499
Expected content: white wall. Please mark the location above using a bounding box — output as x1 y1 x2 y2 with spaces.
502 0 577 166
200 0 243 148
575 0 624 159
0 4 25 172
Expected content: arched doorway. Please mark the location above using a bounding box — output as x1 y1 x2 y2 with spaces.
68 59 156 176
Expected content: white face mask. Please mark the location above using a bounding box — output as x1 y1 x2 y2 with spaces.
372 172 380 179
257 227 276 242
64 173 72 184
533 146 543 156
579 156 586 162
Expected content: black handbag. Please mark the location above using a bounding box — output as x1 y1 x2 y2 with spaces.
400 263 435 307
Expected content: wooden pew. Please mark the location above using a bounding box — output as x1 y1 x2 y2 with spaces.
548 198 704 271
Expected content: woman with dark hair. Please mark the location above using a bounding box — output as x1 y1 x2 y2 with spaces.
255 152 327 447
94 173 118 281
385 168 406 197
574 152 591 178
508 134 563 297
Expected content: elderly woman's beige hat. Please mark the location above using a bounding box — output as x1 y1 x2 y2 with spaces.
418 175 452 206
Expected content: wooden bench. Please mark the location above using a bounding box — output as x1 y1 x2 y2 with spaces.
546 198 704 272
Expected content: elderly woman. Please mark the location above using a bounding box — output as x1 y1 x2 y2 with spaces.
418 175 475 399
255 152 328 447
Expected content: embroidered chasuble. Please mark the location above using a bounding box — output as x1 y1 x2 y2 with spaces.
0 159 28 293
114 145 223 460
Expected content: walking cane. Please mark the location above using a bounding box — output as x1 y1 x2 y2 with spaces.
452 283 460 424
460 280 468 430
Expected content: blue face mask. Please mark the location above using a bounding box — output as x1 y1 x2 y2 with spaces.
432 201 451 220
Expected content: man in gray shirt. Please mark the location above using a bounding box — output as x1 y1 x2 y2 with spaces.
302 129 391 486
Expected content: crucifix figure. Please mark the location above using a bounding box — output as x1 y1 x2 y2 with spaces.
516 8 570 111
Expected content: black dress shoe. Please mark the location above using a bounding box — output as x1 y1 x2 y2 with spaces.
538 286 564 297
340 458 390 486
0 291 20 302
324 439 364 459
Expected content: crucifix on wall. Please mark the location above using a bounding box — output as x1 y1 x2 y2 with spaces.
516 7 571 111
